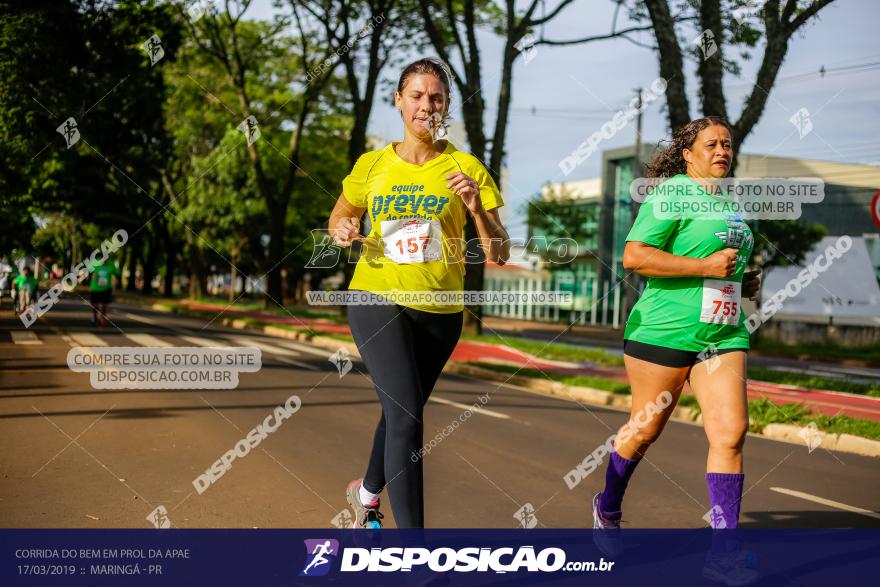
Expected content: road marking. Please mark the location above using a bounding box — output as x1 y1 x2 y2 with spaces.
11 331 42 345
180 335 231 348
275 339 346 359
123 333 173 347
123 312 158 325
429 396 510 420
68 333 109 347
227 336 318 371
770 487 880 520
276 356 319 370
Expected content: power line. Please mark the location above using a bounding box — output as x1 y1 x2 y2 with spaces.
727 60 880 88
504 59 880 117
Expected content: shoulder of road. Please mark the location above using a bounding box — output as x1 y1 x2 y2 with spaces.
114 294 880 458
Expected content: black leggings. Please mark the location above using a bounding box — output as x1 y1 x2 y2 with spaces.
348 294 463 528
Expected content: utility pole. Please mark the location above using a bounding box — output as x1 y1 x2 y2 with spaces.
622 87 644 322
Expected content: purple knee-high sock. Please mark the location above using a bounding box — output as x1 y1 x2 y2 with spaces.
598 450 641 516
705 473 744 529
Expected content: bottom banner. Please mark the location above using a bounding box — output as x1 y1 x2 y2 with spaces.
2 529 878 586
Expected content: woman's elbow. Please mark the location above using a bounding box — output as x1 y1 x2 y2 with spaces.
622 247 639 271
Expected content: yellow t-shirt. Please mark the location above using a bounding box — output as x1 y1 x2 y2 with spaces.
342 141 504 313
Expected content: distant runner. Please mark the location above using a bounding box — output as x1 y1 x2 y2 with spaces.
89 259 120 327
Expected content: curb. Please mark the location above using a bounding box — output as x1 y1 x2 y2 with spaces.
126 298 880 458
443 363 702 423
760 423 880 458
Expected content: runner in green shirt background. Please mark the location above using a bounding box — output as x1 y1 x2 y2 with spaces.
89 259 120 327
591 117 761 570
12 266 38 315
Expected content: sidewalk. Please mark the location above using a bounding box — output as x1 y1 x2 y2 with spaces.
141 297 880 422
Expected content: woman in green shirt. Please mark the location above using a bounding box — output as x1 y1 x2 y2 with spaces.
593 117 761 534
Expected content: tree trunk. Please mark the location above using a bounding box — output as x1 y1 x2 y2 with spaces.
228 248 238 304
265 207 286 307
697 0 727 118
162 238 177 298
644 0 690 131
141 236 157 295
285 265 302 305
126 246 138 291
186 234 207 299
348 100 371 167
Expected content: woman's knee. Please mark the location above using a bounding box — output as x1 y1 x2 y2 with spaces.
617 416 667 453
706 420 748 452
384 410 423 441
625 423 664 450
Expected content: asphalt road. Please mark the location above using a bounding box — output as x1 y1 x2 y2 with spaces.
1 299 878 529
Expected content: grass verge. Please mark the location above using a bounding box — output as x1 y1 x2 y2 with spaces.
747 368 880 397
463 335 625 366
753 338 880 365
467 362 880 441
466 362 630 394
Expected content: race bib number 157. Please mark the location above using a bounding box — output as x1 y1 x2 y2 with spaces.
380 218 442 264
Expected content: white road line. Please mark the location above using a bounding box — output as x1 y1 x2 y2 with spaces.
276 356 320 370
68 333 109 347
10 331 42 345
123 312 158 325
227 336 318 371
770 487 880 520
179 335 231 348
275 339 346 359
123 333 173 347
429 396 510 420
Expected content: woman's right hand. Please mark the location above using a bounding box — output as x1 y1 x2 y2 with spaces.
701 248 739 278
332 216 362 247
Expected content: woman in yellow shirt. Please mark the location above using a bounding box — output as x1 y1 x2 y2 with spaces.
328 58 510 528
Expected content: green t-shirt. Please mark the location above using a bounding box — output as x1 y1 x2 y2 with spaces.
90 262 119 292
13 274 38 292
624 174 754 352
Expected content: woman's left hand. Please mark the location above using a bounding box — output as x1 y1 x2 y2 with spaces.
742 269 762 300
446 172 483 215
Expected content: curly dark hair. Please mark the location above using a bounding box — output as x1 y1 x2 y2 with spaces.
396 57 454 105
646 116 733 178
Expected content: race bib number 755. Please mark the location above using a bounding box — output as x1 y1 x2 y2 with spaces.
700 279 741 325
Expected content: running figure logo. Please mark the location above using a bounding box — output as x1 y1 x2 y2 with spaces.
330 509 353 528
797 421 823 453
146 505 171 529
56 117 80 149
299 539 339 576
514 503 539 529
514 32 538 64
789 107 813 139
187 0 216 21
422 112 450 142
237 115 261 145
703 505 727 529
693 29 717 60
696 343 721 375
328 348 353 378
306 230 342 269
142 34 165 66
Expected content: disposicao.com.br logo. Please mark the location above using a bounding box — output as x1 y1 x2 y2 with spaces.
298 540 614 575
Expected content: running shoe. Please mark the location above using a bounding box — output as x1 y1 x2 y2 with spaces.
591 492 623 557
346 479 383 529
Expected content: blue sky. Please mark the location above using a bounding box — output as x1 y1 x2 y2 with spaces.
249 0 880 238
